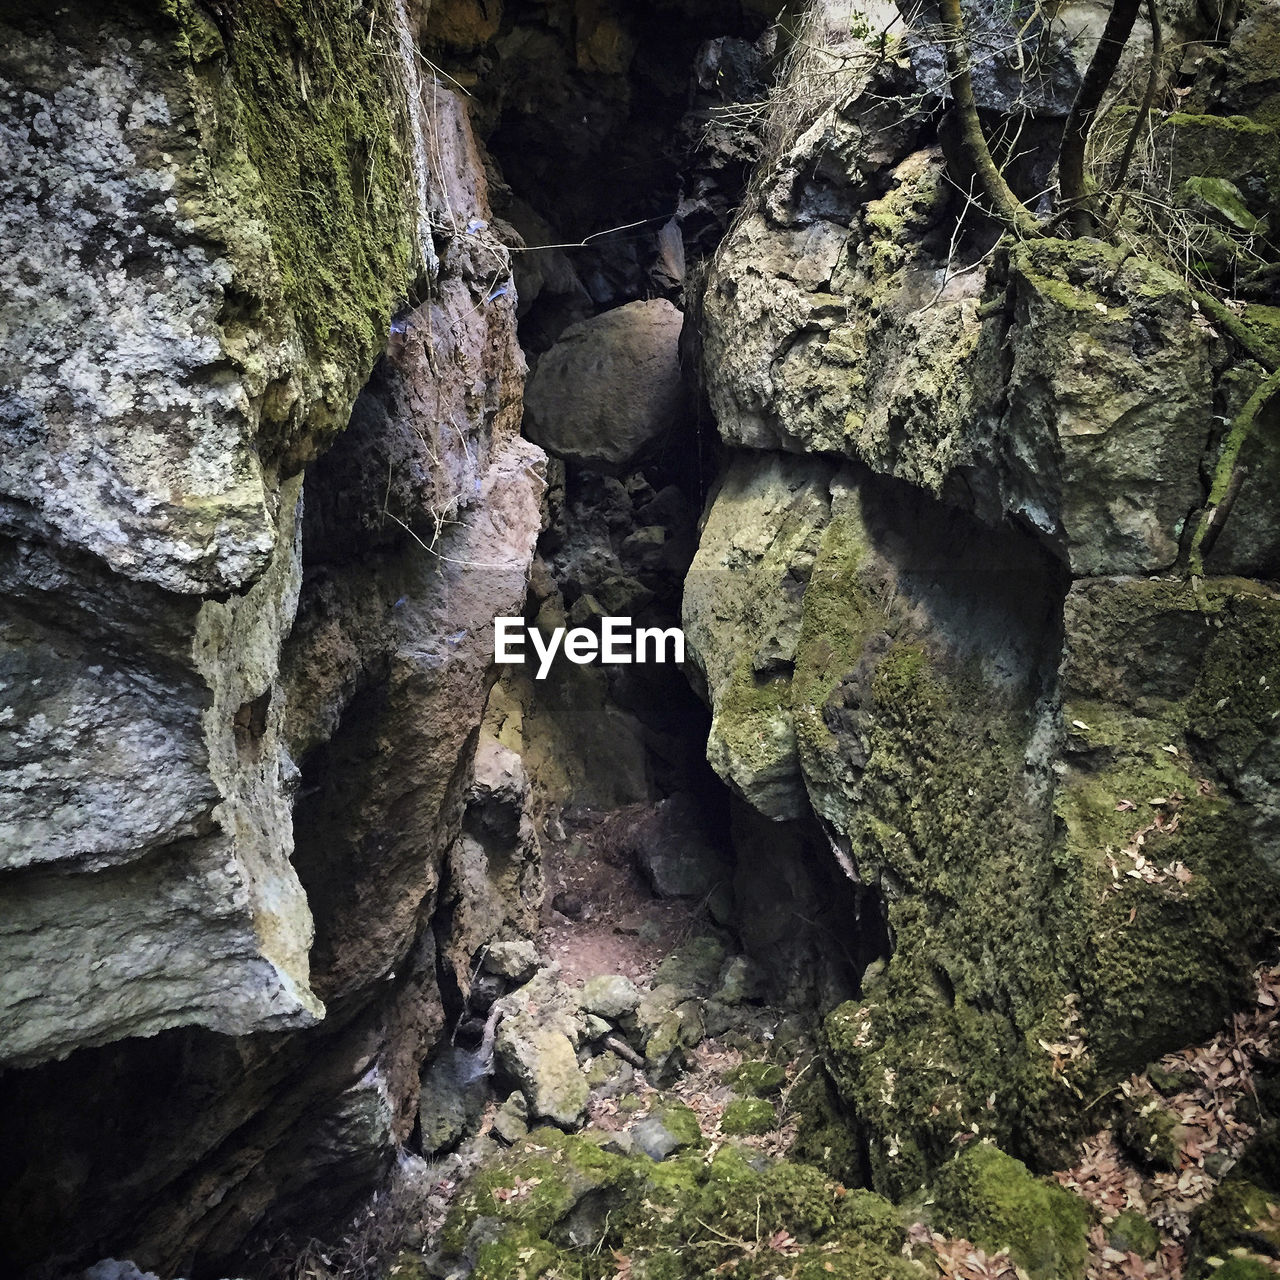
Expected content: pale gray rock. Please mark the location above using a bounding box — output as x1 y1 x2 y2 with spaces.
0 478 324 1066
0 7 545 1269
698 9 1224 577
495 1018 590 1127
523 299 690 471
493 1090 530 1144
578 974 641 1020
683 453 834 819
483 939 542 983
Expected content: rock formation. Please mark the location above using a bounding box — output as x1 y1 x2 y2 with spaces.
1 0 543 1271
1 0 1278 1274
688 0 1280 1195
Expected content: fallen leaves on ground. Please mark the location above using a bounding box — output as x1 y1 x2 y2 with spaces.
1054 963 1280 1279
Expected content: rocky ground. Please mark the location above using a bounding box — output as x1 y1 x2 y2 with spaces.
253 798 1280 1280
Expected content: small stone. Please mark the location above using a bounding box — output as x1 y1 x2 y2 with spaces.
583 1014 612 1041
482 939 540 982
82 1264 160 1280
721 1098 776 1136
715 955 766 1006
579 974 640 1020
676 999 706 1049
631 1103 702 1161
493 1091 529 1144
600 1130 636 1157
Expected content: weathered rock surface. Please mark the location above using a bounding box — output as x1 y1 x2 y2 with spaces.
696 5 1275 580
628 792 735 903
684 453 835 819
495 969 591 1126
688 0 1280 1201
0 2 545 1271
523 299 690 472
579 974 641 1020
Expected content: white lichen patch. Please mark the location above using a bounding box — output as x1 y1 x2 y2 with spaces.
0 27 274 594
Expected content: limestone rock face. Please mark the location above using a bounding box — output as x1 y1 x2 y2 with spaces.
689 0 1280 1200
496 1019 591 1127
683 453 835 819
495 968 591 1127
0 0 438 1065
696 7 1262 580
0 2 545 1272
523 299 690 472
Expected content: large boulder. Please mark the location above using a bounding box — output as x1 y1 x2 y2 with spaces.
0 5 545 1270
523 298 690 472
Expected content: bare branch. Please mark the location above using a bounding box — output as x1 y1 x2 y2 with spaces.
937 0 1042 238
1059 0 1145 233
1101 0 1164 228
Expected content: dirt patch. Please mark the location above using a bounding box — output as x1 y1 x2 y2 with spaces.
537 804 722 988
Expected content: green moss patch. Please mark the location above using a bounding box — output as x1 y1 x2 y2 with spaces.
722 1098 777 1135
725 1062 788 1096
164 0 416 458
929 1143 1090 1280
1189 1179 1280 1279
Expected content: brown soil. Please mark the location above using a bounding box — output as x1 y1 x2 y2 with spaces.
536 804 719 988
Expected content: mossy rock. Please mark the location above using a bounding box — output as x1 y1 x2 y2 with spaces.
790 1065 866 1187
632 1103 705 1160
725 1061 787 1096
440 1127 632 1254
383 1251 432 1280
930 1143 1090 1280
166 0 416 459
654 1102 703 1148
1155 113 1280 219
1118 1095 1185 1171
1235 1119 1280 1194
442 1129 919 1280
835 1188 909 1253
1108 1210 1160 1259
1188 1178 1280 1278
1147 1062 1200 1096
653 936 728 992
471 1227 575 1280
721 1098 776 1135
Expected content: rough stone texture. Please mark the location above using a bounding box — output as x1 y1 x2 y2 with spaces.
579 974 642 1020
495 969 591 1127
0 4 545 1271
683 453 835 819
689 447 1278 1195
1 475 324 1065
628 792 734 901
0 0 437 1063
697 10 1236 579
523 299 690 472
435 736 545 1005
687 0 1280 1200
495 1019 591 1127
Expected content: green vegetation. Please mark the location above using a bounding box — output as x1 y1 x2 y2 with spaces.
721 1098 777 1135
161 0 416 459
437 1131 921 1280
725 1061 788 1096
929 1143 1091 1280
